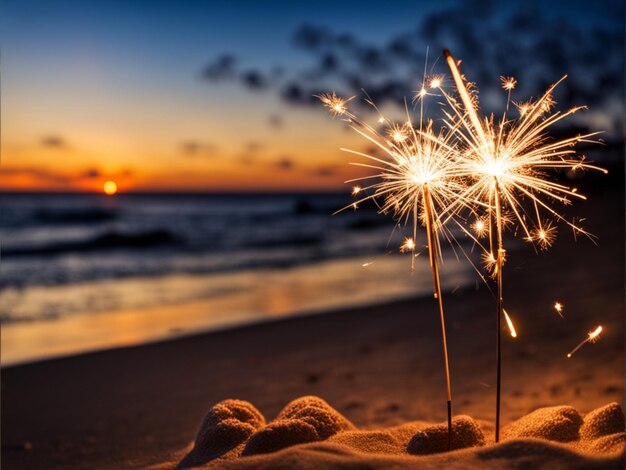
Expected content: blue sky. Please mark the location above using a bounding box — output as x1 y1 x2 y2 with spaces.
1 0 623 191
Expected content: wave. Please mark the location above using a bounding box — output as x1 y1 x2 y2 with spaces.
2 229 179 257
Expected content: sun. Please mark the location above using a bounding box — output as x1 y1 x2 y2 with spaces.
103 180 118 195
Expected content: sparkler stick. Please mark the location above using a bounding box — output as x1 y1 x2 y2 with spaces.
442 48 607 443
567 326 603 358
444 48 507 442
423 184 453 445
319 86 465 451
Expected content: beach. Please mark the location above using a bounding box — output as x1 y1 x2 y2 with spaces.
2 183 624 469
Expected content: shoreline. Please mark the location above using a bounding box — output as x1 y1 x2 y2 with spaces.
0 290 427 369
1 251 472 367
2 186 623 469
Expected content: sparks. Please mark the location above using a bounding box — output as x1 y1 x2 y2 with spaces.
472 218 487 237
361 261 375 267
401 237 415 253
443 51 604 248
500 76 517 91
352 185 362 196
318 92 350 117
554 301 564 318
388 123 409 142
429 75 444 89
567 326 603 358
503 309 517 338
443 48 604 444
531 221 557 250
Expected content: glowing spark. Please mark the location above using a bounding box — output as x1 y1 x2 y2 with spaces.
362 261 375 267
500 76 517 90
530 221 557 250
482 251 497 273
388 123 409 142
401 237 415 253
430 76 443 88
567 326 603 358
473 218 487 237
378 117 385 123
503 309 517 338
318 92 350 117
554 302 564 318
352 185 362 196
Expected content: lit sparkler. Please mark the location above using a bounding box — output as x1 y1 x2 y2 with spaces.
567 326 603 358
443 49 605 443
319 76 470 451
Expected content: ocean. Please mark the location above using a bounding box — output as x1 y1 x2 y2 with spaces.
0 192 474 364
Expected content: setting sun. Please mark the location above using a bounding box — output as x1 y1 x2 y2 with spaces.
103 180 118 195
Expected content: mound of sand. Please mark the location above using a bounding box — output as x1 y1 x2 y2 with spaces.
177 399 265 468
407 415 485 454
502 405 583 442
174 397 624 469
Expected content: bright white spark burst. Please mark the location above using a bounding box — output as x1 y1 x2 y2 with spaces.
317 92 350 117
441 52 606 256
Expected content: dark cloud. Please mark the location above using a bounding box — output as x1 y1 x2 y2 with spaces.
200 0 624 140
201 54 236 81
181 141 218 157
273 157 294 170
41 135 66 148
240 70 268 90
268 115 283 128
81 168 101 179
309 166 338 178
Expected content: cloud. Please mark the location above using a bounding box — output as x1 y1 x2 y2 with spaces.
1 166 72 184
268 114 283 128
41 135 66 148
199 0 624 138
181 141 218 157
245 141 264 152
200 54 236 81
240 70 268 90
309 165 338 178
80 168 101 179
273 157 294 170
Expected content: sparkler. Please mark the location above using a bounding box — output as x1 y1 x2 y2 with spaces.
318 79 470 450
443 49 605 443
567 326 603 358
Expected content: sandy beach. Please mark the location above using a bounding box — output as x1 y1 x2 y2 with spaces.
2 183 624 469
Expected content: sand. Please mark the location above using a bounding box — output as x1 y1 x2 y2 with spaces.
1 185 623 469
163 397 624 469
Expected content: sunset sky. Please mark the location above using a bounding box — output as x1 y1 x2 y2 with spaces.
1 0 623 192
